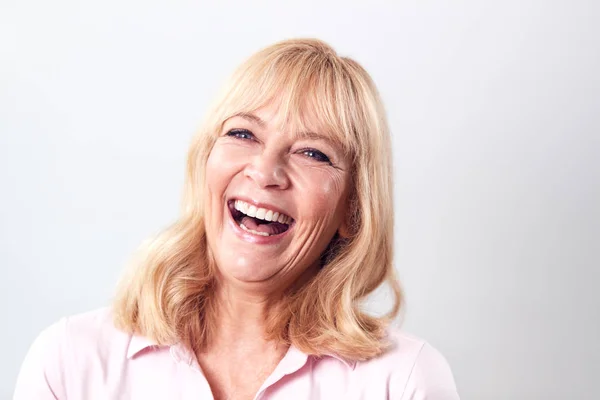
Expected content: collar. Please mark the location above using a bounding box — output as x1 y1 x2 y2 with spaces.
321 352 357 370
126 334 161 359
126 334 356 370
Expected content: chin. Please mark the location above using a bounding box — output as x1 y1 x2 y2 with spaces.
218 256 283 284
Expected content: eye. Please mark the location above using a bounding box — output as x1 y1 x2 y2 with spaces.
226 129 255 140
300 148 331 164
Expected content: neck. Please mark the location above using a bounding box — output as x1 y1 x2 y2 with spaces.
194 284 289 400
206 262 320 353
215 285 279 344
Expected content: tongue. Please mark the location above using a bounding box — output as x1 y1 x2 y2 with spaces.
240 216 287 235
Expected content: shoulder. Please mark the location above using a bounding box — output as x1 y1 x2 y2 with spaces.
14 307 133 399
42 307 133 358
356 329 460 400
62 307 132 348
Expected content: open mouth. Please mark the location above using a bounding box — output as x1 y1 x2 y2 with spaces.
228 199 294 237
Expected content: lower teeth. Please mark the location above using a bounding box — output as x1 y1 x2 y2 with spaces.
240 222 271 236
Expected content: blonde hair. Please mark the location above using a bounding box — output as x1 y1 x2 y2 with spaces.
113 38 402 361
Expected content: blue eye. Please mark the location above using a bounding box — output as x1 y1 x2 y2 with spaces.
302 149 331 164
226 129 254 140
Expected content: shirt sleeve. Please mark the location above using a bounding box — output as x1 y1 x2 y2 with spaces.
399 342 460 400
13 318 68 400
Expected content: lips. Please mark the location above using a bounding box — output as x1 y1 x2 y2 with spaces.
227 199 295 238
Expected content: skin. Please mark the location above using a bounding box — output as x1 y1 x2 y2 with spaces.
201 102 351 399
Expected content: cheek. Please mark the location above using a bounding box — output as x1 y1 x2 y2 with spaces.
205 144 241 191
320 173 346 196
299 169 349 218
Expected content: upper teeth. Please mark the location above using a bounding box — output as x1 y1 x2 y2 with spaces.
234 200 292 224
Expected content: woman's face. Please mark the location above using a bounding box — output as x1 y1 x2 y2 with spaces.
204 102 351 292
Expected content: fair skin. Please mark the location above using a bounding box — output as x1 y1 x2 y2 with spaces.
202 102 351 399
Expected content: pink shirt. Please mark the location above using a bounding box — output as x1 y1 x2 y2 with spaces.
14 308 459 399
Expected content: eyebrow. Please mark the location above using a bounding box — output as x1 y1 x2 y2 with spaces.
228 112 340 149
230 112 267 128
293 130 333 144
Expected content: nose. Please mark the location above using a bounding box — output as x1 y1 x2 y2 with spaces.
244 149 290 190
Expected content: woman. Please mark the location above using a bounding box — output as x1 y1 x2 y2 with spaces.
14 39 459 399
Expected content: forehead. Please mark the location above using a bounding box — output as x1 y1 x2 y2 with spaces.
215 57 362 159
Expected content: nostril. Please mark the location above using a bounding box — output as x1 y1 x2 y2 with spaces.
244 159 289 189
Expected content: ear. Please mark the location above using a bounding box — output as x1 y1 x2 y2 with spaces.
337 215 352 238
338 188 357 239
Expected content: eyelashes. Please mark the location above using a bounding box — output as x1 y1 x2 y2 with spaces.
226 128 254 141
225 129 333 165
299 149 331 163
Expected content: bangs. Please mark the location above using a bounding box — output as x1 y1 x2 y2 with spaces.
212 44 364 160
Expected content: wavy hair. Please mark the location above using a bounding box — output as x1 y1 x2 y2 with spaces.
113 38 402 361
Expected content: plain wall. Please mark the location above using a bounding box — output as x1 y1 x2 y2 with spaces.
1 1 598 399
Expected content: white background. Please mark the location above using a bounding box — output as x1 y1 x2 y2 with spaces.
1 1 599 399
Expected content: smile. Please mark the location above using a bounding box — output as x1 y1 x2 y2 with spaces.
228 199 294 237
